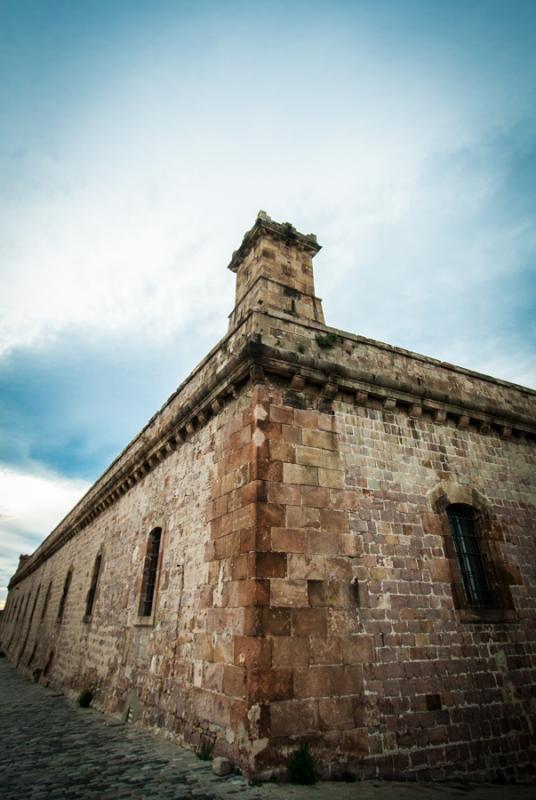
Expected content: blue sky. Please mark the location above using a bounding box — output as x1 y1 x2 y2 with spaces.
1 0 535 605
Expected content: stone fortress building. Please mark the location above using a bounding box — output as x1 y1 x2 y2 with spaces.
1 212 535 782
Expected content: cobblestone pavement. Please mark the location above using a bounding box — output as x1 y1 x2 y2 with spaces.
1 659 534 800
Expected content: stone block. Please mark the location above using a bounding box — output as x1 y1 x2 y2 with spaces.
234 635 272 669
270 699 319 737
291 607 327 636
342 636 375 664
267 482 301 505
212 757 232 776
258 608 291 636
294 665 332 698
318 696 354 730
320 508 349 533
271 636 309 668
286 505 320 529
222 665 247 699
317 468 344 488
300 486 330 508
270 579 308 607
255 552 287 578
283 463 318 486
271 527 306 553
247 667 293 702
295 446 341 469
301 429 338 450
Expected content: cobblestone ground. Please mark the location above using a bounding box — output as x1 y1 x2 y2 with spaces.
1 659 534 800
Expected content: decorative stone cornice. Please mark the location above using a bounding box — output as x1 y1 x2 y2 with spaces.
255 341 536 439
9 323 536 589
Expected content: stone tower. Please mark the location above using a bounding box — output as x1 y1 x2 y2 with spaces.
228 211 325 329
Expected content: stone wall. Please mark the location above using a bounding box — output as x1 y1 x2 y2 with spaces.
0 382 268 768
244 375 535 781
2 213 535 782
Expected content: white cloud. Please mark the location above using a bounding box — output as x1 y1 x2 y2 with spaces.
0 466 89 607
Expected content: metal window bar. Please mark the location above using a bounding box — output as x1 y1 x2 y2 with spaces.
447 505 494 607
85 554 102 618
139 528 162 617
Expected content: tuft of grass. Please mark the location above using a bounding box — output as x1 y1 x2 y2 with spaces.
197 739 214 761
315 332 337 349
78 689 93 708
297 343 306 354
288 744 317 785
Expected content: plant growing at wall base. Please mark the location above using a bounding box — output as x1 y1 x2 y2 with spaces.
315 332 337 349
78 689 93 708
197 738 214 761
287 744 317 785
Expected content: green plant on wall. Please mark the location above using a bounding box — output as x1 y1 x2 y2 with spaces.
78 689 93 708
197 738 214 761
288 743 317 784
315 332 337 349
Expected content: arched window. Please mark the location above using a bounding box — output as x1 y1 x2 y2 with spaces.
446 504 493 607
138 527 162 617
57 569 72 622
84 554 102 619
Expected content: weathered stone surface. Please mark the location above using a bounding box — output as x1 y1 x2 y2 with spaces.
1 212 535 784
212 756 232 776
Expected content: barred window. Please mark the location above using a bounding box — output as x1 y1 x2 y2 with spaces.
138 528 162 617
58 569 72 622
447 504 493 607
85 554 102 619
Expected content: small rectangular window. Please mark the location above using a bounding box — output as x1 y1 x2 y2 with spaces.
138 528 162 617
58 570 72 622
41 582 52 620
85 554 102 619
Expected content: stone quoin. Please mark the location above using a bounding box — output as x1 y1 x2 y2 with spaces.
1 211 535 782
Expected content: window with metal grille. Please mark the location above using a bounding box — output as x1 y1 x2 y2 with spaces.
138 528 162 617
447 504 493 607
85 554 102 619
57 569 72 622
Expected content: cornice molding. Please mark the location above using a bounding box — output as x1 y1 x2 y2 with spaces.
9 332 535 589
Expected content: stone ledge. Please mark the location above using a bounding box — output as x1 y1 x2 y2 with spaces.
10 326 536 589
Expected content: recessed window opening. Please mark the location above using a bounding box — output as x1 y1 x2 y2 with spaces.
28 642 38 667
139 527 162 617
41 582 52 620
27 585 40 630
19 594 30 622
85 554 102 619
43 650 54 677
58 569 72 622
447 504 493 608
